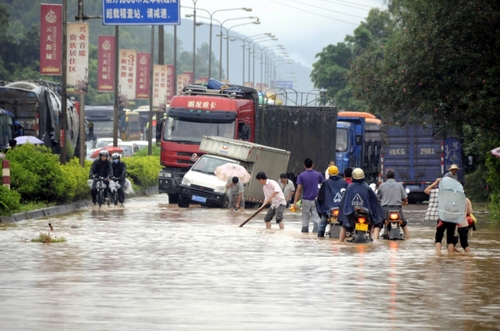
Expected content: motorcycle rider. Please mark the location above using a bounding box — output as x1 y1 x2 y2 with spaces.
338 168 385 242
316 166 348 237
89 149 113 205
111 152 127 207
377 169 410 239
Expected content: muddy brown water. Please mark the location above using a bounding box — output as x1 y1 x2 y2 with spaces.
0 197 498 330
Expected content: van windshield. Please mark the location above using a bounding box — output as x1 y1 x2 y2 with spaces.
163 117 235 143
192 156 236 175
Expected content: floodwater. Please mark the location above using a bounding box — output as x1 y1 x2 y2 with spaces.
0 196 499 331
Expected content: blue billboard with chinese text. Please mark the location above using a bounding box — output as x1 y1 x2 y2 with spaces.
103 0 180 25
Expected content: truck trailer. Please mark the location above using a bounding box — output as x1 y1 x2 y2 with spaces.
177 135 290 208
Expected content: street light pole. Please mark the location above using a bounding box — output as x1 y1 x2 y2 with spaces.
192 0 198 82
221 20 260 82
218 16 257 80
183 7 252 79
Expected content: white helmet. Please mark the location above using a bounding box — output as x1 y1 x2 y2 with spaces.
352 168 365 180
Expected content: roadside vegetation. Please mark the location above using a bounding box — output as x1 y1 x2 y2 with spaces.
310 0 500 211
0 144 162 216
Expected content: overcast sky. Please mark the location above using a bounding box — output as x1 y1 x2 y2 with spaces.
180 0 387 68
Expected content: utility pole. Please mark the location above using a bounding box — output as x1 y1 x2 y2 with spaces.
60 0 67 164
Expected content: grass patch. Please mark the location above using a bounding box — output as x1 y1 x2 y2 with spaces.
18 202 56 213
31 232 67 243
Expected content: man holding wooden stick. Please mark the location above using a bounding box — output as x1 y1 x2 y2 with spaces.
256 172 287 230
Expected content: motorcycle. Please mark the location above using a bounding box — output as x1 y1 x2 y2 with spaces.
94 176 108 208
382 210 404 240
349 206 373 243
328 207 341 238
109 178 121 206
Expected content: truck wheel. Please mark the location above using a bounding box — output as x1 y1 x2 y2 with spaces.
168 194 179 204
178 196 190 208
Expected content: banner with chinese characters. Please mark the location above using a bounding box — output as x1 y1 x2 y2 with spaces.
67 23 89 93
136 52 150 99
153 65 168 108
40 4 62 75
97 36 115 92
166 64 175 102
118 49 137 104
177 73 191 95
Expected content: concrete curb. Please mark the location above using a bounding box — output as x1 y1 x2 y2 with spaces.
0 186 159 224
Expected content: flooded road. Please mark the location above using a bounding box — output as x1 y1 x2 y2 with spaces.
0 196 499 330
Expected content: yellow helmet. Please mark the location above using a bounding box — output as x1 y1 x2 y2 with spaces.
352 168 365 180
328 166 339 176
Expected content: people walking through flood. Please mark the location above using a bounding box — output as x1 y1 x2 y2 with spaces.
278 173 295 208
256 172 287 230
434 176 466 255
444 164 460 180
377 169 410 239
293 158 324 233
338 168 385 242
316 165 348 237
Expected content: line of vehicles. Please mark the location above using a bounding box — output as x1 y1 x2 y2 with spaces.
156 82 464 206
0 79 464 207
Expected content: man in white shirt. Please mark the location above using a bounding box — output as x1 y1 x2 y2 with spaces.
278 173 295 207
256 172 287 229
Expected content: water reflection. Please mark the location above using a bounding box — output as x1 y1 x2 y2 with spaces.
0 197 498 330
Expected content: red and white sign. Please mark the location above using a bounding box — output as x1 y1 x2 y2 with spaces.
67 23 89 93
153 65 168 108
97 36 115 92
119 49 137 103
136 52 150 99
40 4 62 75
177 74 191 95
166 64 175 102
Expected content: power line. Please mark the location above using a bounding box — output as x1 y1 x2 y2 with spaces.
269 0 359 25
288 0 366 19
321 0 378 11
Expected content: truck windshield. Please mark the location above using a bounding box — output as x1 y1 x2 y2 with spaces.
192 156 236 175
336 128 348 152
163 117 235 143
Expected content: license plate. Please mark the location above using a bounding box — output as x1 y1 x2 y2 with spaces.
192 195 207 203
355 223 368 232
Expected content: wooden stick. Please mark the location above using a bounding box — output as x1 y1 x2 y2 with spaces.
239 205 266 227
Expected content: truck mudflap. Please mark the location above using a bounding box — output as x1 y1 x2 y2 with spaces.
178 185 228 208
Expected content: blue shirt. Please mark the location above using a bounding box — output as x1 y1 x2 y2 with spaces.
297 169 324 200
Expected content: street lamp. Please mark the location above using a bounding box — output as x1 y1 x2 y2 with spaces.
262 47 286 86
240 33 272 84
192 0 198 82
218 16 258 80
221 20 260 82
184 6 251 79
259 45 285 88
249 37 277 86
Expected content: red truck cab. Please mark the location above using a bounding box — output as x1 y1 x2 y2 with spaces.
158 85 257 203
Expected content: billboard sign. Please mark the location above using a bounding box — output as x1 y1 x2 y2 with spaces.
67 23 89 94
103 1 180 25
40 4 62 75
97 36 115 92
